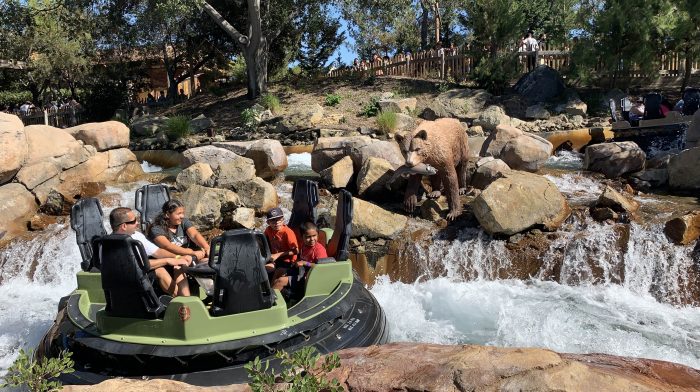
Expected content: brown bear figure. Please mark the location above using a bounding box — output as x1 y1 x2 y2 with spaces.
395 118 470 220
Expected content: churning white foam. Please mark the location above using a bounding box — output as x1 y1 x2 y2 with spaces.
140 160 163 173
371 276 700 370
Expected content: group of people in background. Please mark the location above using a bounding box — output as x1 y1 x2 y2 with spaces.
1 98 82 117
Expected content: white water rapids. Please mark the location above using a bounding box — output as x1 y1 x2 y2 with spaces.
0 152 698 377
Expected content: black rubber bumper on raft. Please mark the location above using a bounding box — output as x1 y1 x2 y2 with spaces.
40 278 388 386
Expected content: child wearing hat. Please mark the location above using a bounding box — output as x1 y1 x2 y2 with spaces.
263 207 299 275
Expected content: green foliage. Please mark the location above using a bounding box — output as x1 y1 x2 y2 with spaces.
260 94 281 113
375 111 398 134
245 347 342 392
166 116 191 140
1 348 74 392
225 57 248 85
471 53 520 94
324 93 341 107
359 96 380 117
296 4 346 71
0 90 32 108
241 108 260 130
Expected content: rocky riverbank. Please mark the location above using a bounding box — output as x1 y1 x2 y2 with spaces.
63 343 700 391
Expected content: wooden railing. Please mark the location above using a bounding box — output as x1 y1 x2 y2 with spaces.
0 59 27 69
329 44 698 82
11 107 86 128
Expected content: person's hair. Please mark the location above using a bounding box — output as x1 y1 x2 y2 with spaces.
149 199 185 240
300 221 318 235
109 207 132 230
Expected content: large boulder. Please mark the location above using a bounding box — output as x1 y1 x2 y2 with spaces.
130 115 168 137
668 147 700 190
235 177 278 213
664 211 700 245
213 139 287 180
0 112 28 185
180 185 241 230
24 125 93 169
471 157 511 190
0 183 39 233
473 171 570 235
182 145 244 171
500 133 552 172
685 110 700 149
421 89 492 120
214 155 257 189
319 155 354 189
352 197 407 239
224 207 256 230
107 148 138 169
176 162 215 190
65 121 130 151
514 65 566 104
284 103 324 128
378 97 417 114
15 160 61 190
189 114 213 133
585 142 646 178
312 136 371 172
479 124 552 172
472 106 516 132
525 104 551 119
351 139 404 171
356 157 394 198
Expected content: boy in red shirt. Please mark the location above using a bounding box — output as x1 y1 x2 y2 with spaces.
263 207 298 275
272 221 327 291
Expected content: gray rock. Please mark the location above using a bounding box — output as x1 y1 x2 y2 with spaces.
473 171 571 235
352 197 407 239
668 147 700 190
595 186 639 214
130 115 169 137
235 177 278 213
182 145 245 171
189 114 213 133
500 133 553 172
378 98 417 114
223 207 256 230
356 157 394 198
584 142 646 178
319 156 354 189
514 65 566 104
215 155 256 190
471 158 511 189
525 104 551 119
176 162 214 191
180 185 241 230
214 139 287 180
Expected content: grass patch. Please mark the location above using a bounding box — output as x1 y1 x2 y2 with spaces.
260 93 281 113
240 108 260 129
324 93 341 107
376 111 397 134
166 116 191 140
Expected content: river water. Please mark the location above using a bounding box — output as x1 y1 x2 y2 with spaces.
0 153 699 376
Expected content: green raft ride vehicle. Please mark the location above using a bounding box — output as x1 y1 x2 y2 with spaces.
36 180 389 386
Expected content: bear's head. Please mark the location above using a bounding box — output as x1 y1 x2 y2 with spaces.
395 128 429 167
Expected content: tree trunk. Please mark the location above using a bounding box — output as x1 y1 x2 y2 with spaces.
433 1 440 44
202 0 268 100
681 50 692 93
420 2 429 50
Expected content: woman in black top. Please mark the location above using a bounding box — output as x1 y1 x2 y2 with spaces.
148 200 210 262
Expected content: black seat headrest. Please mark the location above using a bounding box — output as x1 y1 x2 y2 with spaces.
328 189 353 261
70 198 107 272
288 180 319 233
135 184 171 233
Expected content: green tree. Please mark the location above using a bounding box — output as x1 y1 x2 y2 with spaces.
657 0 700 91
296 4 345 72
0 0 94 103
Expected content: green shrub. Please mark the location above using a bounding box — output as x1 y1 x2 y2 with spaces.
0 90 32 107
245 347 342 392
375 111 398 134
240 108 260 129
471 53 519 94
324 93 341 107
260 94 281 113
1 349 74 392
227 57 248 84
360 96 380 117
166 116 191 140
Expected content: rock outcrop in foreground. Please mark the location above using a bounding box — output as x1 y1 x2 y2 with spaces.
64 343 700 392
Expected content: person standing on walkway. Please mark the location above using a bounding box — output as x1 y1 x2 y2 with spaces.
523 31 539 72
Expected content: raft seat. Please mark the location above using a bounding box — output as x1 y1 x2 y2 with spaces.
70 198 107 272
135 184 171 234
93 234 167 319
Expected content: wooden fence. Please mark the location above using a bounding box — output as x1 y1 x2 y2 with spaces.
329 43 699 82
14 107 86 128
